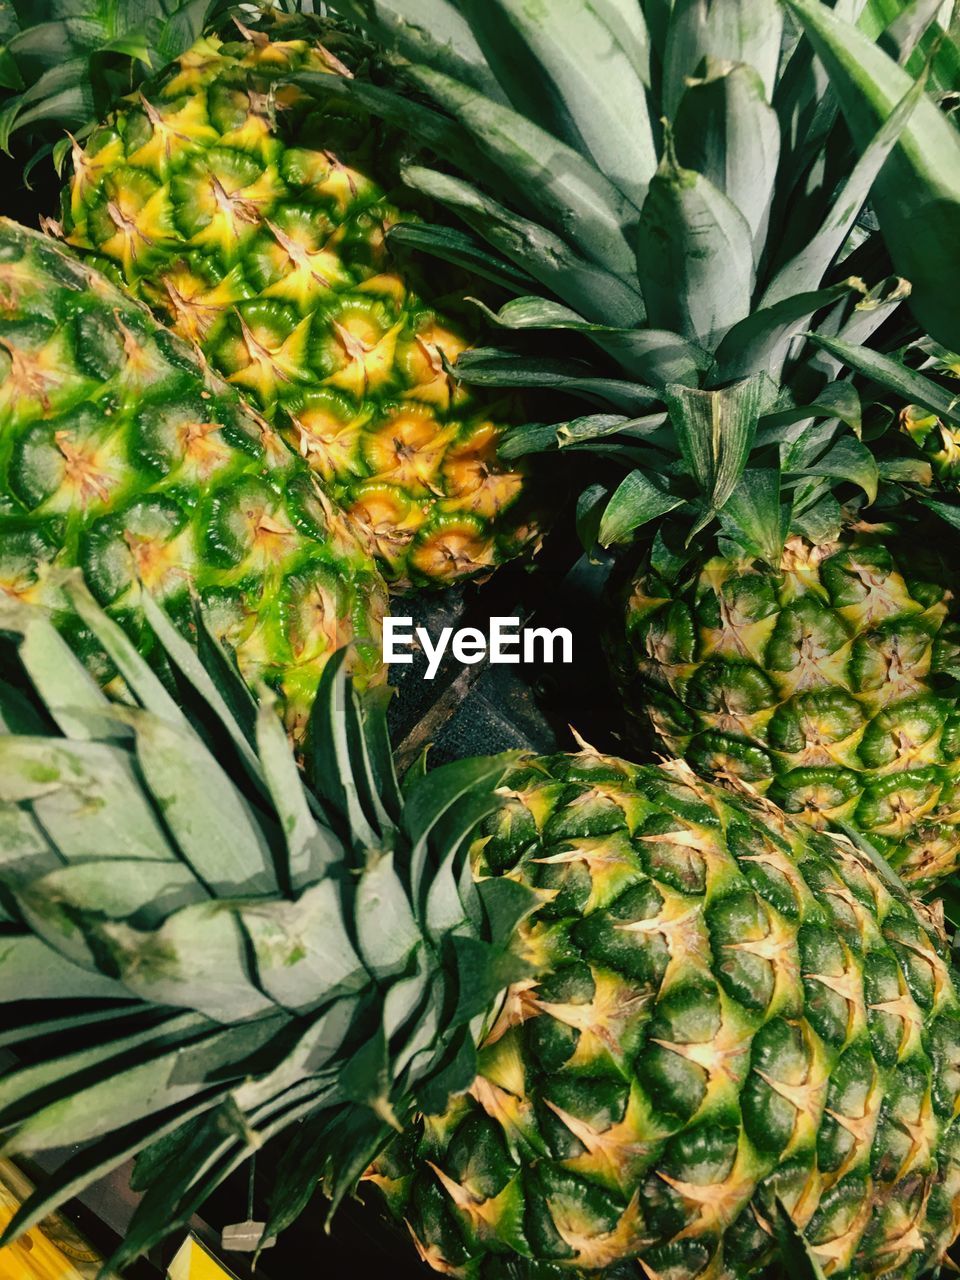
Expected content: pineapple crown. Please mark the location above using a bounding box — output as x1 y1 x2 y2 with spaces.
0 574 537 1271
307 0 960 567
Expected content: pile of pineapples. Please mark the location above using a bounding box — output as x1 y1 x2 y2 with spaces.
3 2 960 1279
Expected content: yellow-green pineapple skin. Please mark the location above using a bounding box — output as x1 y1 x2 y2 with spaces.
611 531 960 892
369 751 960 1278
59 30 538 589
0 219 385 731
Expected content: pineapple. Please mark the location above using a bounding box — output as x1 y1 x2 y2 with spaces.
2 581 960 1279
56 23 539 589
0 218 386 733
329 0 960 885
613 527 960 893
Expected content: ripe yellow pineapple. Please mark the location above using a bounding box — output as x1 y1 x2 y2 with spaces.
58 26 540 589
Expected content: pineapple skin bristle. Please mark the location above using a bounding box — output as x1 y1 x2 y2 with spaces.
61 32 539 590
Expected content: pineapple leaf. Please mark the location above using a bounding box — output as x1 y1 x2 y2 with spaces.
360 685 403 824
0 58 92 153
719 468 788 565
320 1107 396 1220
0 1005 146 1053
789 432 880 504
0 0 217 156
355 850 423 979
0 52 23 94
141 591 260 777
456 0 656 208
715 278 865 383
477 876 544 949
404 752 517 903
424 791 502 936
414 1024 477 1115
255 696 342 890
760 381 863 436
403 62 640 277
636 142 755 345
192 602 260 750
0 934 127 1001
603 330 713 387
920 496 960 531
664 374 770 517
662 0 784 115
576 484 610 551
338 1023 392 1112
1 1019 272 1155
0 676 46 735
907 3 960 92
454 348 658 412
330 0 507 100
386 222 536 291
864 0 949 64
241 882 365 1011
18 859 201 960
473 295 605 331
673 59 780 261
392 977 443 1080
468 294 711 387
401 164 647 329
0 595 113 741
784 0 960 352
498 419 576 460
127 711 279 897
557 413 667 445
99 31 152 64
307 651 381 852
106 904 279 1022
0 1094 228 1251
0 1011 203 1132
262 1112 327 1239
383 952 432 1046
598 469 683 546
449 0 632 175
451 933 530 1025
294 68 493 182
60 574 189 728
808 277 912 381
0 736 174 861
810 334 960 423
761 62 929 309
114 1114 261 1270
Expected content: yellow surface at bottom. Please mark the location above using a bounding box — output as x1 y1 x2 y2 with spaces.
168 1236 241 1280
0 1187 93 1280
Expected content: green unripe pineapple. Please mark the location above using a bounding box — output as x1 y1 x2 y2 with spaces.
612 529 960 892
0 219 386 731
